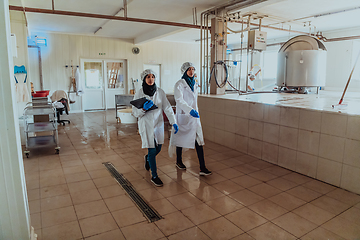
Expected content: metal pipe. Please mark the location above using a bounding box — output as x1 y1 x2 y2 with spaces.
124 0 127 18
245 15 250 92
28 45 43 90
206 13 209 94
52 0 54 12
239 18 244 91
9 5 203 29
200 12 203 94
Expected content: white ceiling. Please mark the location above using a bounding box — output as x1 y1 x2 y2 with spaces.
8 0 360 46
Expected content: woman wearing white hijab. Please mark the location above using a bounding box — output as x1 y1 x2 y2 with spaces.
170 62 211 176
132 69 178 186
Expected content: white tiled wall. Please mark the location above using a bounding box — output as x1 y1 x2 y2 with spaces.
199 96 360 194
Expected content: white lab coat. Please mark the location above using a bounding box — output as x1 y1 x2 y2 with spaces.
170 79 204 149
132 87 176 149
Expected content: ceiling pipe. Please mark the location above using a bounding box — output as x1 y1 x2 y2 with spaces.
8 5 203 30
94 7 124 34
264 6 360 27
229 20 309 35
231 35 360 51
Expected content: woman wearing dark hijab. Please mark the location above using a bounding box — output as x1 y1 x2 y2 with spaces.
132 69 178 186
170 62 211 176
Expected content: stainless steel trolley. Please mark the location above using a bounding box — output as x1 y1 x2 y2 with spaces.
23 103 60 157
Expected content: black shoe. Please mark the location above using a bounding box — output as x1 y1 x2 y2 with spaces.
144 155 150 171
199 168 212 176
151 176 163 187
176 162 186 170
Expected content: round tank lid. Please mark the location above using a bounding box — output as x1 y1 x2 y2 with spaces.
279 35 326 52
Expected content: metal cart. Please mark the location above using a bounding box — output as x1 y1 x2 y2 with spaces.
23 103 60 157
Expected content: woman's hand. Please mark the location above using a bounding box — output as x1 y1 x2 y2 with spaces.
143 100 154 110
173 124 179 134
190 109 199 118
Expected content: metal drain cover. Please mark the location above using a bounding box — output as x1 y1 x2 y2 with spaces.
103 162 162 222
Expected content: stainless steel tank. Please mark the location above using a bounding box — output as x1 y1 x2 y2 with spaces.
277 35 327 88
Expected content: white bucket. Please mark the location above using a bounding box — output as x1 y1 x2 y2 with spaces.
117 108 137 123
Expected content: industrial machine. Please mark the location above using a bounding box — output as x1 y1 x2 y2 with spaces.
277 35 327 93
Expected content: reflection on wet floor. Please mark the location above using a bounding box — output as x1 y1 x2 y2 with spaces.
24 110 360 240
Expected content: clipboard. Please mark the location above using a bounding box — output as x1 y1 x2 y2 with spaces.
130 97 158 111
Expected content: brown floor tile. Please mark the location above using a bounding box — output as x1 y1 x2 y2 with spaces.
156 181 188 198
272 212 317 238
292 203 336 225
301 227 346 240
155 211 195 236
282 172 312 184
231 175 262 188
182 203 221 225
326 188 360 206
168 226 211 240
79 213 118 238
30 213 41 229
248 222 297 240
225 208 268 231
229 189 264 206
41 194 73 212
39 169 64 179
40 176 67 188
29 199 41 214
104 195 135 212
266 177 299 191
65 172 91 183
70 189 102 205
74 200 109 219
322 216 360 240
248 183 282 198
85 229 125 240
98 185 125 199
269 192 306 211
41 206 77 228
167 192 202 210
67 179 96 193
248 170 278 182
26 179 40 190
112 206 147 227
310 196 350 215
149 198 178 215
338 207 360 226
42 221 82 240
248 199 288 220
189 185 225 202
213 180 244 195
63 165 87 175
263 165 292 176
216 168 244 179
88 169 111 179
138 188 165 202
198 217 243 240
205 196 244 215
286 186 322 202
40 184 69 199
121 221 165 240
130 178 154 190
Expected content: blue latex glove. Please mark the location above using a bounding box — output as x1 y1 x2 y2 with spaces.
173 124 179 134
143 100 154 111
190 109 200 118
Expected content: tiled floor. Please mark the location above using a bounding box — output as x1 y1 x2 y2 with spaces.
24 111 360 240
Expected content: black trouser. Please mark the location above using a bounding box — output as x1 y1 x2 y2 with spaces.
176 141 206 171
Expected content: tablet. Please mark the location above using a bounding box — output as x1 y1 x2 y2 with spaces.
130 97 158 111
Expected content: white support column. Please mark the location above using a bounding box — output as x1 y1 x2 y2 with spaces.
0 0 31 239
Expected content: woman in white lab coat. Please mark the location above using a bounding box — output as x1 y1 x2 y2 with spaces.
132 69 178 187
170 62 211 176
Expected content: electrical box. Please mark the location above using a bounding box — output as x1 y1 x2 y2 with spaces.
248 30 267 51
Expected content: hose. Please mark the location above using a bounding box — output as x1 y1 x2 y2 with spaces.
209 61 228 88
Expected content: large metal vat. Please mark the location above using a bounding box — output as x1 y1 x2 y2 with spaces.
277 35 327 89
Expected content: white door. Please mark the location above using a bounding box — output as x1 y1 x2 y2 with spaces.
104 60 126 109
82 60 105 110
144 64 161 87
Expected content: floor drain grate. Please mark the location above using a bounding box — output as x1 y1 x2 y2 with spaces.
102 162 162 222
